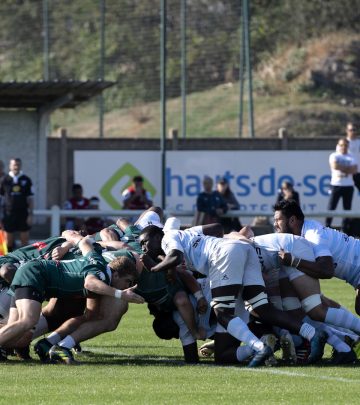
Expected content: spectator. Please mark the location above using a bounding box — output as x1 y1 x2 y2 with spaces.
0 160 5 183
84 196 106 235
216 177 241 233
345 122 360 192
276 180 300 206
122 175 153 210
63 183 90 231
194 176 227 225
0 160 6 246
0 157 34 251
325 138 357 228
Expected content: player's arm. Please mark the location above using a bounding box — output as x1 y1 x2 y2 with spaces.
84 274 144 303
97 240 131 251
150 249 183 272
279 249 334 279
331 159 357 175
177 269 207 314
201 223 224 237
51 241 73 260
99 227 120 241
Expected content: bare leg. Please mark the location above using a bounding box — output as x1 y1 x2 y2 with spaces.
62 296 128 346
173 291 205 340
0 299 41 346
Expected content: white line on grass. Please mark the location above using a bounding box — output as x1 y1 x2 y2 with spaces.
81 347 357 383
241 367 357 383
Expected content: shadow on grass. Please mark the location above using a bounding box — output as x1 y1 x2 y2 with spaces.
3 352 359 369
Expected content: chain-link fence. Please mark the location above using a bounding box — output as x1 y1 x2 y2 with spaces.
0 0 359 138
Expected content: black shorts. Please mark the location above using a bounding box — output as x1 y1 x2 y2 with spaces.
3 212 30 232
10 287 43 306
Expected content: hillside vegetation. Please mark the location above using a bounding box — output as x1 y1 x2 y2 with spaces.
0 0 359 137
52 32 360 138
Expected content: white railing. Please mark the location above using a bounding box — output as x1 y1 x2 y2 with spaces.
33 206 359 237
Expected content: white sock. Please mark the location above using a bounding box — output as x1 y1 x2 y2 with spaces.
227 317 264 352
299 323 316 341
325 307 360 334
31 314 49 339
236 345 254 362
46 332 61 345
58 335 76 350
327 334 351 353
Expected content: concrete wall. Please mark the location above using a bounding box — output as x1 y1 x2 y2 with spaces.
0 110 47 210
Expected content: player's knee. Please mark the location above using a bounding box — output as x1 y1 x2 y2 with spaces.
211 298 236 328
101 308 127 332
173 291 188 308
103 317 120 332
18 317 38 331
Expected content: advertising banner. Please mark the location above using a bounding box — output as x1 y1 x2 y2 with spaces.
75 150 360 222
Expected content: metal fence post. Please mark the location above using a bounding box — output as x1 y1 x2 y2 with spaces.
50 205 61 236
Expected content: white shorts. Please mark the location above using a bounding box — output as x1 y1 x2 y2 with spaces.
209 241 264 290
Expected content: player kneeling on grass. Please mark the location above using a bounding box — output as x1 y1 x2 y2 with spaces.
0 236 144 361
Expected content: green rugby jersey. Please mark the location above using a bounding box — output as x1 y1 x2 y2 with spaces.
10 251 110 299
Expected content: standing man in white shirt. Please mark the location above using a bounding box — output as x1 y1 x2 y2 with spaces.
346 122 360 192
274 199 360 318
325 138 357 228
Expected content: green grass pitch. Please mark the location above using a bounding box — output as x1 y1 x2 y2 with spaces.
1 277 359 405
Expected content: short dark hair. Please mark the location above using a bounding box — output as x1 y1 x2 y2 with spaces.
140 224 164 239
133 175 143 182
72 183 83 191
273 199 304 221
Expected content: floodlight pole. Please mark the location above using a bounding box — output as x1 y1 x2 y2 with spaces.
238 11 245 138
99 0 106 138
160 0 167 209
180 0 187 139
42 0 50 80
243 0 255 138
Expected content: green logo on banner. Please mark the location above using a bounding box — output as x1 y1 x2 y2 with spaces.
100 163 157 209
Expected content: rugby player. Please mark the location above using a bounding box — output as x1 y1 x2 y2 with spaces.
139 225 327 367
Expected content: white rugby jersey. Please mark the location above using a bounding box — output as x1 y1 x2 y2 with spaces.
252 233 315 287
161 227 243 276
253 233 315 267
302 219 360 287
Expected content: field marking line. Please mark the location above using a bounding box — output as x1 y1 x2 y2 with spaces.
241 367 357 383
81 346 358 383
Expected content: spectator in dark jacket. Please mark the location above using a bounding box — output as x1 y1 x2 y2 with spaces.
276 181 300 206
216 177 242 233
194 176 227 225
